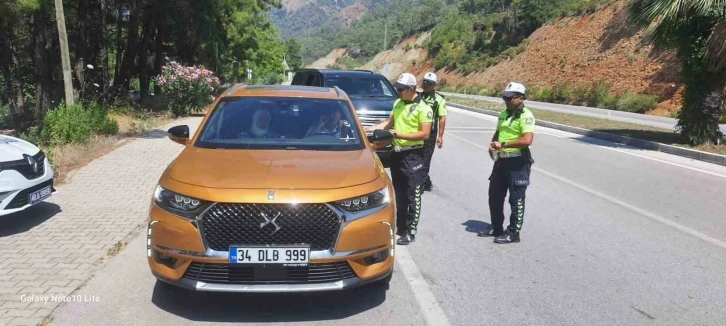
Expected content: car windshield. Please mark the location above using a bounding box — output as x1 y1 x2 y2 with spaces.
195 96 365 151
325 76 397 98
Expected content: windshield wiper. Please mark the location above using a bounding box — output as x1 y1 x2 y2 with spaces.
285 146 298 150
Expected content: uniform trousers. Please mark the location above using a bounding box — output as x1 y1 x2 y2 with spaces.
488 155 531 235
390 148 426 236
422 132 437 187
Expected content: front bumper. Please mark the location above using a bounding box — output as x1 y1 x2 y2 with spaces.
0 157 56 217
153 265 392 293
147 200 396 293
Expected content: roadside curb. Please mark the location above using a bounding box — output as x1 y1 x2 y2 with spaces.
448 102 726 167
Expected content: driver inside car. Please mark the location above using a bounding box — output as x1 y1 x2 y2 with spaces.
304 107 355 139
305 108 340 136
239 108 279 139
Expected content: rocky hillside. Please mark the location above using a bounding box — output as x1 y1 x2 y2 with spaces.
314 0 688 116
269 0 387 39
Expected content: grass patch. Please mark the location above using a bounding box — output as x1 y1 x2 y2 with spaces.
46 107 173 185
37 317 53 326
107 240 129 257
449 97 726 155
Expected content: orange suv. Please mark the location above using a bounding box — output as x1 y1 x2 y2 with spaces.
147 84 396 293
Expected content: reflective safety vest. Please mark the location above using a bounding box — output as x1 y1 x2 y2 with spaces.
496 105 535 154
391 96 434 148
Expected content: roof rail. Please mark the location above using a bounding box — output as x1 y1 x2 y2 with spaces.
225 83 246 95
333 86 346 99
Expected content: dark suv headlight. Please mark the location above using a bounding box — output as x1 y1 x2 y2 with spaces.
334 187 389 213
153 185 208 219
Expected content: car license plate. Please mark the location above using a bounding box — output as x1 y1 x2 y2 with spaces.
229 246 310 266
28 186 52 205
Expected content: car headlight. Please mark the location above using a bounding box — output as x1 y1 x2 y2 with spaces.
153 185 208 219
335 187 389 213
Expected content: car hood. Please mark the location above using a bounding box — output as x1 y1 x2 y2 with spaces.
0 135 40 161
168 147 379 189
349 97 396 113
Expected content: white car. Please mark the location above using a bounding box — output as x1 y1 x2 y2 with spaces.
0 134 56 217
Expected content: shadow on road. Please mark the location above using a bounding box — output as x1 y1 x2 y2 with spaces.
462 220 490 234
565 128 686 153
150 281 389 323
0 202 61 237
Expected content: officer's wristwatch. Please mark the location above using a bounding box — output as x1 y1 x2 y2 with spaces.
501 142 507 148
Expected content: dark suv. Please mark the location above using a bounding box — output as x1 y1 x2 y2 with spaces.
291 69 397 167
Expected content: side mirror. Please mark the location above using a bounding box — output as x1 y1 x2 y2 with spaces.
372 129 393 142
168 125 190 145
367 129 393 150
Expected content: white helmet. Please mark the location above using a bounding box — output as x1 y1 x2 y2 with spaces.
423 72 438 84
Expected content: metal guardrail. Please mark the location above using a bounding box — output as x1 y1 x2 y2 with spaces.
447 101 726 167
441 92 726 131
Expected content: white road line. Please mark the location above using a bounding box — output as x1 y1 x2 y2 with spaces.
396 245 452 326
446 127 496 130
447 130 492 133
447 132 726 251
447 106 726 179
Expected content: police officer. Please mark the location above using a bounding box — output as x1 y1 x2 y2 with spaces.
366 72 433 245
478 82 535 244
419 72 447 191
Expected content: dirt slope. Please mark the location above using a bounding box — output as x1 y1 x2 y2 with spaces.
358 31 432 80
313 0 694 116
308 48 350 69
431 1 685 115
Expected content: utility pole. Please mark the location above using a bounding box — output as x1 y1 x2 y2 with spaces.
54 0 74 107
384 21 388 51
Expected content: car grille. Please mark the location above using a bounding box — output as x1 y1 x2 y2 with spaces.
200 203 342 251
358 114 389 126
1 151 46 180
5 179 54 209
182 261 357 285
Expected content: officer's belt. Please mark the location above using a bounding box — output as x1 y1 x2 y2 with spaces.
498 151 523 158
394 144 423 152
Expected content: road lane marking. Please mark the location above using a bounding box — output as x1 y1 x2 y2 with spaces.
447 130 493 133
447 132 726 251
396 246 452 326
447 106 726 179
446 127 496 130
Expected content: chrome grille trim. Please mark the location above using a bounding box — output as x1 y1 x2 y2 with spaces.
199 203 343 252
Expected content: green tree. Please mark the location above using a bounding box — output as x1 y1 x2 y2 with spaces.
285 38 304 70
627 0 726 145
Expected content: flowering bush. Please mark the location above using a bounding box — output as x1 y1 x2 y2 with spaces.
155 62 221 116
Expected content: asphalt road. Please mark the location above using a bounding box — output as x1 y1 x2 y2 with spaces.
441 92 726 131
50 107 726 326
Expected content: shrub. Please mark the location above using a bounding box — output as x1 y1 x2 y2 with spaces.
39 101 119 145
599 93 620 110
616 94 658 113
155 62 221 116
549 83 573 103
0 104 11 130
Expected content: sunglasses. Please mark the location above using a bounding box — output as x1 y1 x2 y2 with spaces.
423 80 436 85
502 95 522 101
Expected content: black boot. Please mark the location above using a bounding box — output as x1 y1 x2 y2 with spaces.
397 232 415 245
423 178 433 191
